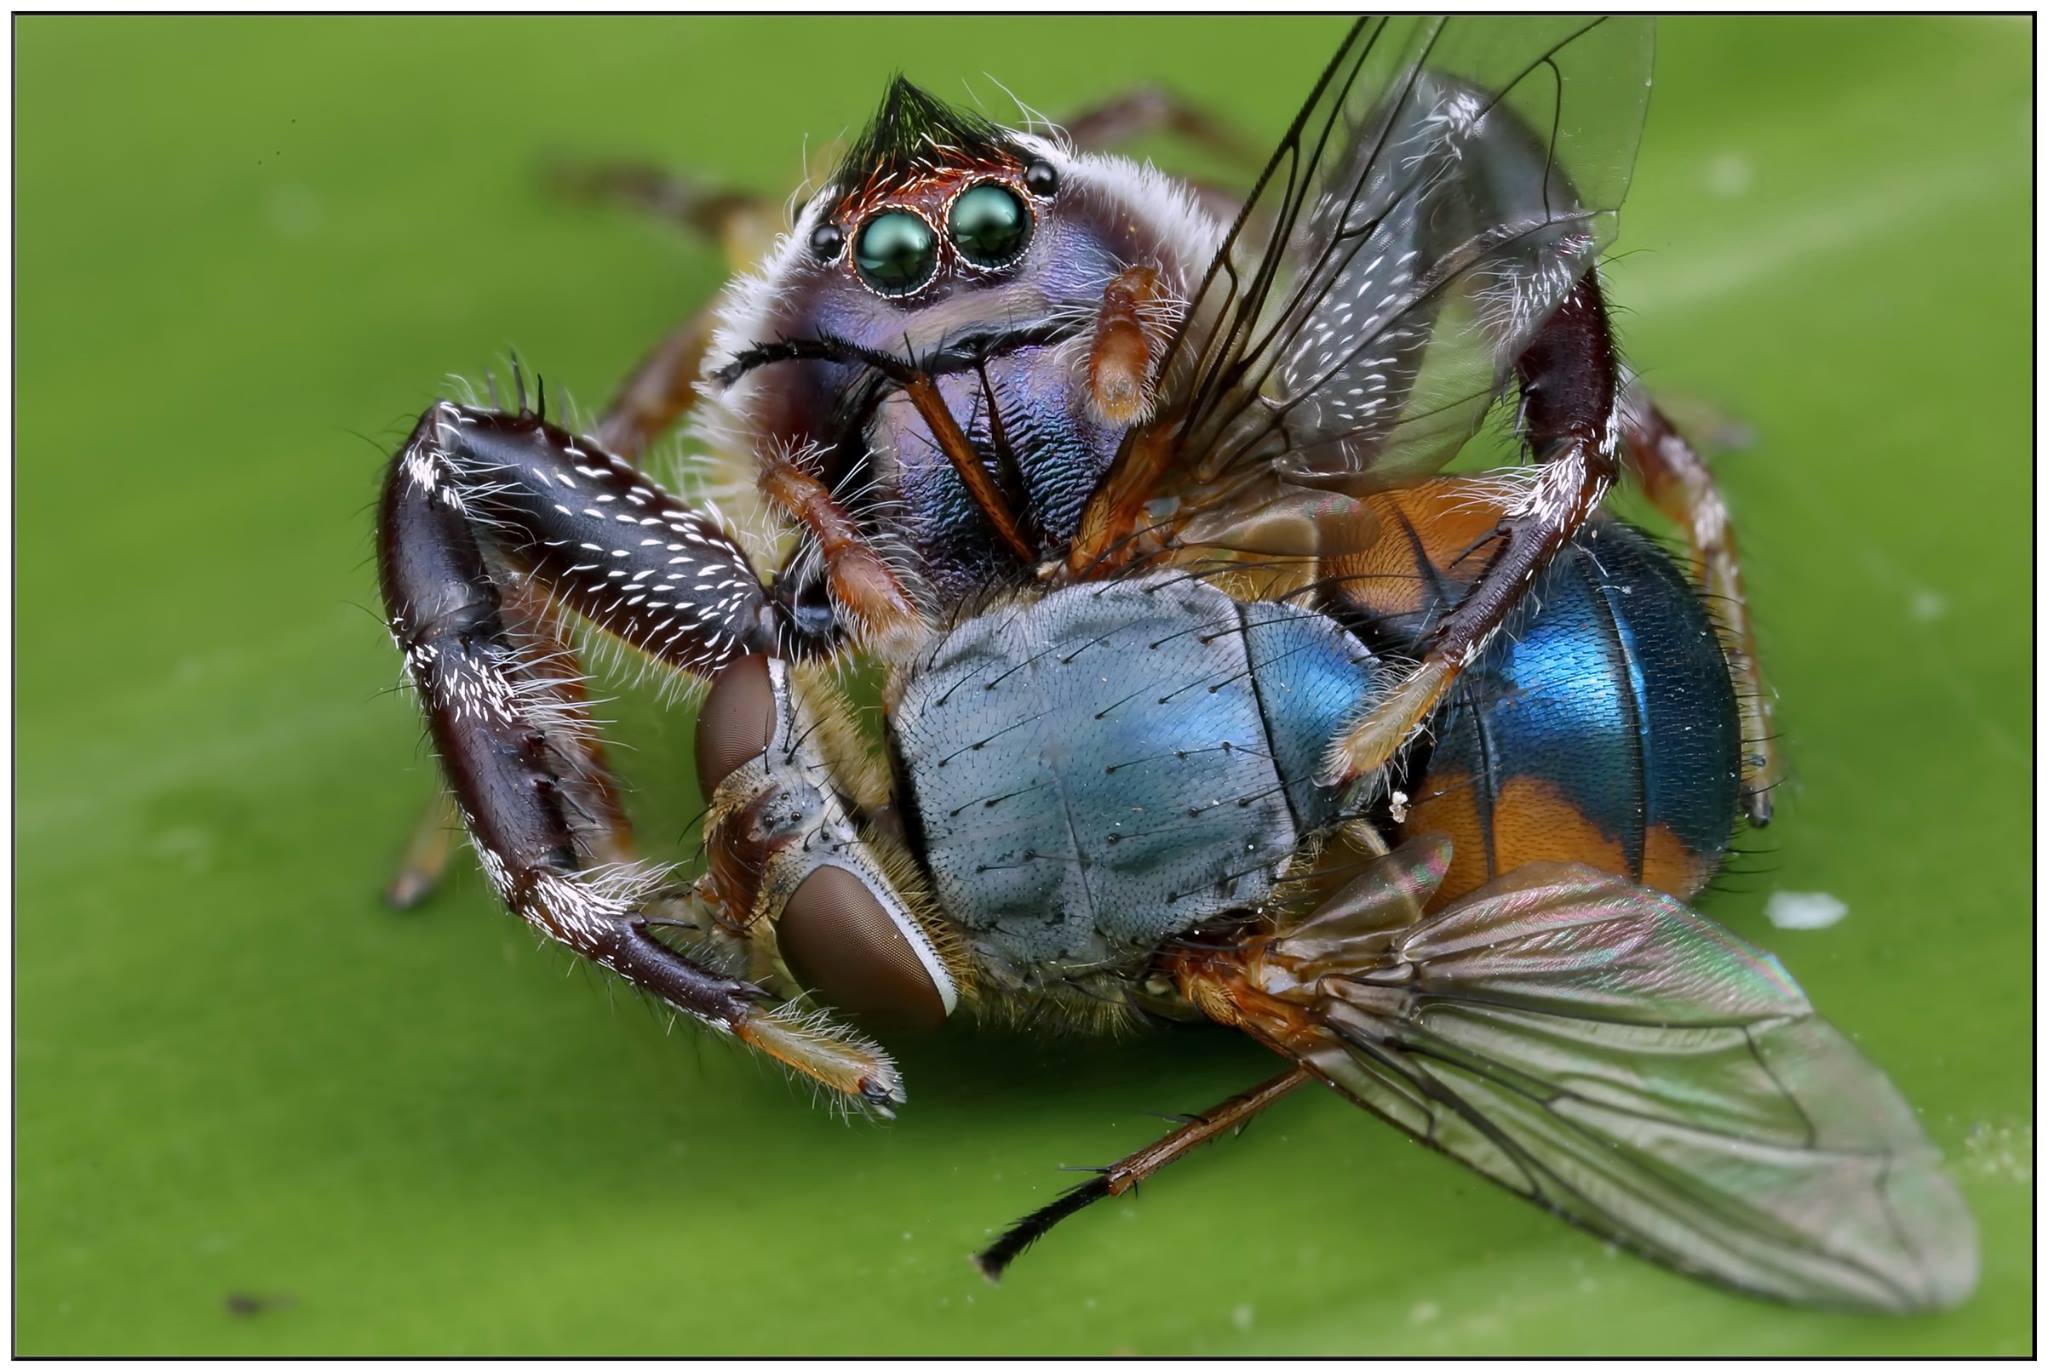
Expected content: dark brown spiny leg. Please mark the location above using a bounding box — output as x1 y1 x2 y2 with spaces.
378 404 902 1111
1617 390 1778 824
394 403 785 673
552 168 773 464
1326 275 1621 784
594 307 719 465
384 176 770 901
975 1067 1311 1281
384 573 630 910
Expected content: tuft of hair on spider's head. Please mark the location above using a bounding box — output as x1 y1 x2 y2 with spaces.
826 75 1028 217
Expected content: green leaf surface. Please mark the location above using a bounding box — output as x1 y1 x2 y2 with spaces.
16 15 2030 1355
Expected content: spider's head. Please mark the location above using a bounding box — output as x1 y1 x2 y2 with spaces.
736 78 1210 368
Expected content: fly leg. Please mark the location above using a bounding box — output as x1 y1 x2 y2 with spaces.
1324 275 1621 785
974 1068 1311 1281
1618 387 1779 825
378 401 903 1111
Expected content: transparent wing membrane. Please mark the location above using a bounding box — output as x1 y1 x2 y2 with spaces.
1237 838 1979 1313
1146 16 1652 529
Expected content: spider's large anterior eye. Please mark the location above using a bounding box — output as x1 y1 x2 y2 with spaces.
777 865 954 1029
949 183 1030 267
853 210 939 296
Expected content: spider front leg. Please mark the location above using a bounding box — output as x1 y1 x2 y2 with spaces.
378 401 904 1112
1323 275 1621 785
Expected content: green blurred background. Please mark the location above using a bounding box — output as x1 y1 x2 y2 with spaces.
16 15 2032 1356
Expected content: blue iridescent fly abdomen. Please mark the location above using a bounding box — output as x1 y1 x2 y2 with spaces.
889 578 1378 985
1397 518 1742 901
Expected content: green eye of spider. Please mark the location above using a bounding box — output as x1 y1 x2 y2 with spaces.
853 211 938 296
949 184 1030 267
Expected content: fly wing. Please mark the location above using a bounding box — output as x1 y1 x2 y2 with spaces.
1248 846 1979 1312
1141 16 1651 517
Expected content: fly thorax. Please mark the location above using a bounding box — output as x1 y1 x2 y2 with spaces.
888 577 1381 987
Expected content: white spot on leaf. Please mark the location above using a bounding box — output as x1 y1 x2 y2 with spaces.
1765 889 1848 931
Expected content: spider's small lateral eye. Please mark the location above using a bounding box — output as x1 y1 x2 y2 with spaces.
853 210 939 296
949 183 1031 269
1023 158 1060 198
808 221 845 261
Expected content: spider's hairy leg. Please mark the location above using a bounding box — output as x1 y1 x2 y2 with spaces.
754 444 923 650
1054 84 1255 223
378 397 783 904
377 403 900 1112
548 169 774 466
1618 388 1779 826
1083 263 1169 428
1324 275 1622 785
1060 84 1262 166
547 160 779 265
384 574 629 910
383 789 461 910
594 307 721 467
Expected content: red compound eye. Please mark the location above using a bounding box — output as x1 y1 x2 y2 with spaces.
695 655 777 795
778 865 950 1031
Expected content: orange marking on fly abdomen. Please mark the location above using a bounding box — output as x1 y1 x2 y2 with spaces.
1406 773 1625 908
1406 773 1713 904
1640 823 1717 902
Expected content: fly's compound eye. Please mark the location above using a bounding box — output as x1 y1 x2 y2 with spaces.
777 865 956 1029
948 183 1031 269
1022 158 1059 199
694 654 778 795
808 220 844 262
853 209 939 296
